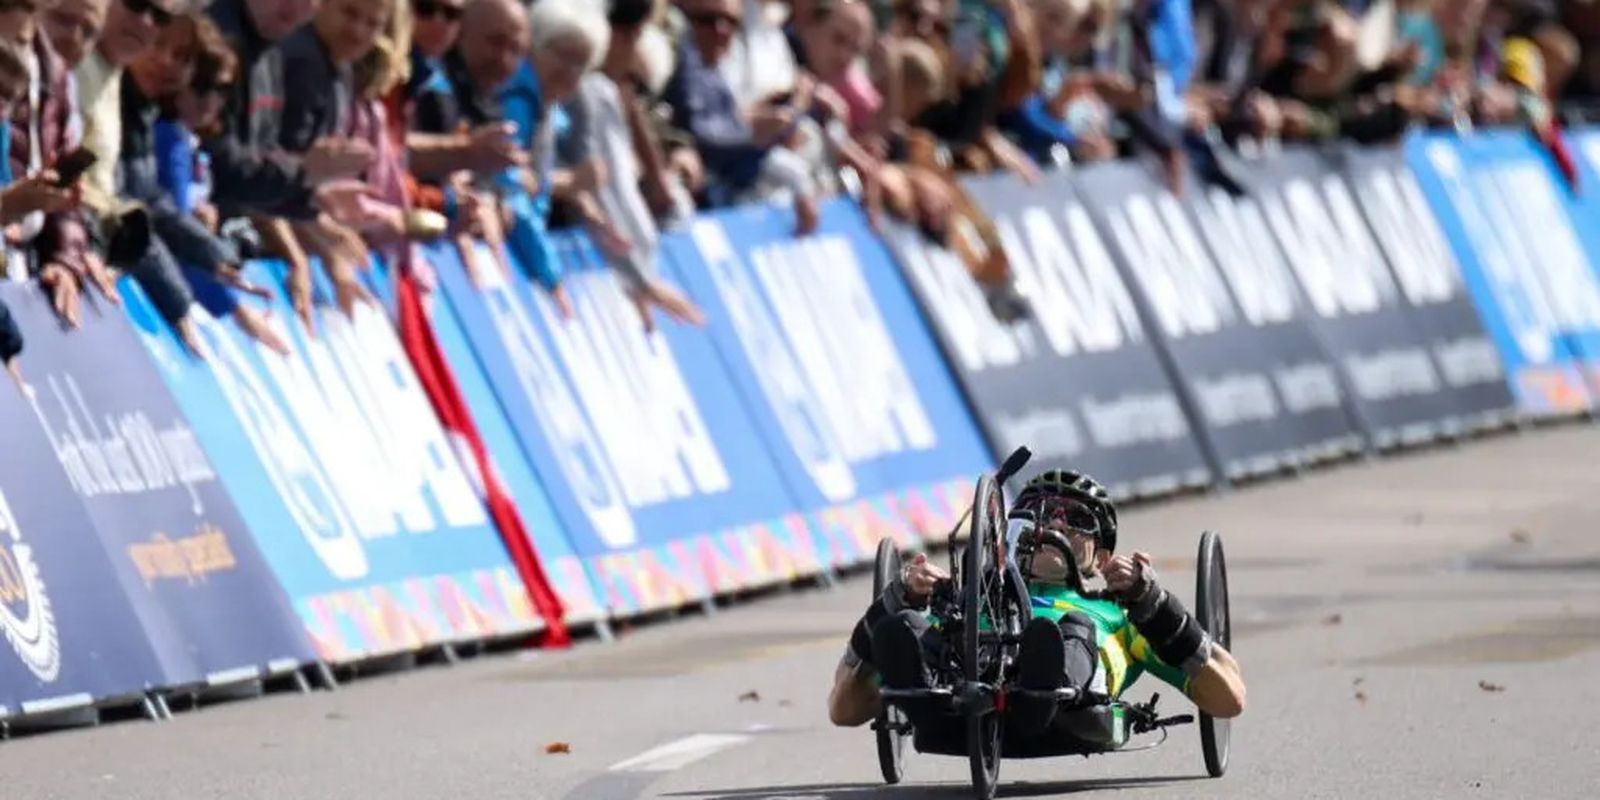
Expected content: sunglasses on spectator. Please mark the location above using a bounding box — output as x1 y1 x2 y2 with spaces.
688 10 740 31
122 0 173 27
0 0 40 14
413 0 464 22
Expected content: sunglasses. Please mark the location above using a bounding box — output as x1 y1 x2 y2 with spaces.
122 0 173 27
0 0 40 14
413 0 464 22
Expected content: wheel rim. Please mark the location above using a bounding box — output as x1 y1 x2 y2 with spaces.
965 479 1005 797
874 541 907 784
1197 532 1232 777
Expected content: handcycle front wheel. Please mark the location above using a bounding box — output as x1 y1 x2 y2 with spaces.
872 539 910 785
964 475 1005 800
1195 530 1232 778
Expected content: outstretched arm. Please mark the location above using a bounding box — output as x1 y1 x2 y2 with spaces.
1108 552 1246 719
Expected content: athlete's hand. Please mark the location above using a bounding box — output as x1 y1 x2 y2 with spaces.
1104 552 1155 602
900 552 948 605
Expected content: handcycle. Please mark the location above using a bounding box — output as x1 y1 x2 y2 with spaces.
868 447 1233 799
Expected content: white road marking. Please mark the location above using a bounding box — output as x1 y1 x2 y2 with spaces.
607 733 751 773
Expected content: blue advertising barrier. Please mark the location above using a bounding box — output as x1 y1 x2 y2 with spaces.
0 334 169 719
1405 132 1596 415
890 171 1213 499
131 259 547 665
1456 132 1600 390
660 200 990 567
362 249 606 626
1075 162 1366 480
427 237 815 616
0 283 314 687
1338 145 1517 430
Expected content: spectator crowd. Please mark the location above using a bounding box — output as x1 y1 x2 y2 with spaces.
4 0 1599 382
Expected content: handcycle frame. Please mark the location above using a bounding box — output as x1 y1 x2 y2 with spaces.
869 447 1233 799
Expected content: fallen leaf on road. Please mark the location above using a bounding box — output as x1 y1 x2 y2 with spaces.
1354 690 1368 705
325 712 346 721
778 699 792 708
1352 676 1364 687
1323 613 1343 626
739 690 761 703
1478 680 1506 693
1509 529 1531 544
545 742 571 755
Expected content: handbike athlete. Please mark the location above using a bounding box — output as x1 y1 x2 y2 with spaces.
828 470 1247 736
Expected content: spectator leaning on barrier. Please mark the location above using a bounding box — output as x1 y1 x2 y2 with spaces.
553 0 706 333
275 0 417 318
205 0 381 331
663 0 823 233
411 0 578 313
0 31 74 281
3 0 121 328
121 13 291 354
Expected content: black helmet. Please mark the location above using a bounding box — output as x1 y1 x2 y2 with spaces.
1008 469 1118 554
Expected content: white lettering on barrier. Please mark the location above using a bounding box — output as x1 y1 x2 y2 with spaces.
1263 178 1387 318
1104 193 1236 339
1584 136 1600 180
469 244 638 549
190 310 369 580
1272 362 1343 414
1423 142 1559 364
1079 392 1189 448
323 304 487 531
752 235 937 460
1486 162 1600 332
1194 372 1279 427
1343 348 1441 400
998 204 1143 356
0 488 60 683
1355 168 1461 306
1193 190 1298 327
25 372 216 515
261 316 397 540
537 263 731 509
992 408 1084 461
888 227 1032 372
693 220 857 500
1434 336 1505 388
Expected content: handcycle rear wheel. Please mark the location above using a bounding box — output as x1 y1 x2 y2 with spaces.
872 539 910 784
964 476 1006 800
1195 530 1232 778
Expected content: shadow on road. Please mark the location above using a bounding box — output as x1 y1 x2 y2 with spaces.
661 774 1198 799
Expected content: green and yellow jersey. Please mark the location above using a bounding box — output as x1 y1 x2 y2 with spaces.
1026 582 1189 699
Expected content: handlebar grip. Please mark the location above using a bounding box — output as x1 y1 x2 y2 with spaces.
996 446 1032 484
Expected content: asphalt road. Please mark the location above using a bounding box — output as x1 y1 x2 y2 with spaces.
4 424 1600 800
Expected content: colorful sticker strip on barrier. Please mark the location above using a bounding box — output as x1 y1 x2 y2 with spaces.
659 200 991 566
